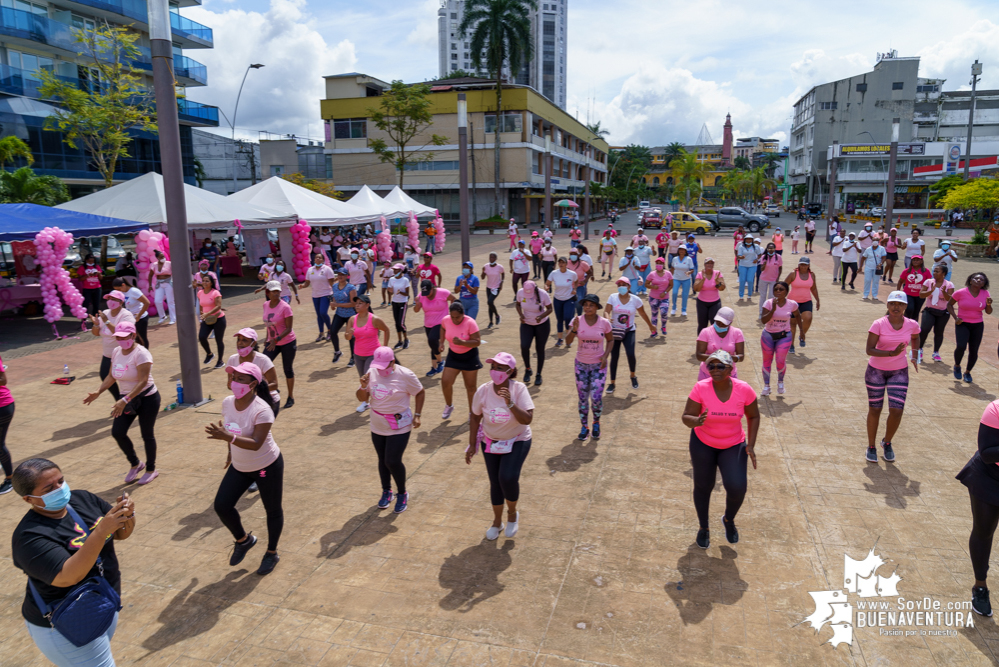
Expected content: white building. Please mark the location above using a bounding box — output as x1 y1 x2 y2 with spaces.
192 130 261 196
437 0 567 110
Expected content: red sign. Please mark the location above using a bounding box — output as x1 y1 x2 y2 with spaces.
11 240 40 279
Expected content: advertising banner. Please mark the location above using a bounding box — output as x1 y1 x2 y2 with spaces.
839 143 925 156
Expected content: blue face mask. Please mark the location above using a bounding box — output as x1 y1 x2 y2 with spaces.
569 254 578 261
713 323 729 334
276 264 285 272
942 244 950 250
617 286 629 295
29 481 71 511
462 268 471 276
266 258 273 264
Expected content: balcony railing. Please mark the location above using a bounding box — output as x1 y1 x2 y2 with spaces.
169 11 212 46
177 98 218 124
170 54 208 86
48 0 213 47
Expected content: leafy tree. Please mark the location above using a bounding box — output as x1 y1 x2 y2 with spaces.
38 22 157 188
941 178 999 212
745 167 776 200
0 136 33 168
367 81 448 188
791 183 807 203
587 121 610 139
193 157 207 188
460 0 537 215
434 69 479 81
733 155 751 170
282 172 345 200
929 174 966 207
663 142 686 167
671 151 709 209
0 167 69 205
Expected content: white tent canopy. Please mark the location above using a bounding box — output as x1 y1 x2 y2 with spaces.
228 176 380 225
346 185 402 219
57 172 291 229
382 186 437 218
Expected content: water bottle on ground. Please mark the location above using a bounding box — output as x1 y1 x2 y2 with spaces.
176 381 184 405
63 364 69 378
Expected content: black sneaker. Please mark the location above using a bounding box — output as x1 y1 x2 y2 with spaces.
696 528 710 549
393 341 404 350
214 360 225 369
721 515 739 544
347 358 355 368
496 315 501 326
964 372 974 384
592 422 601 439
953 365 963 380
555 339 563 347
204 352 215 365
522 369 533 385
578 426 589 441
229 533 257 566
378 489 393 509
284 397 295 409
973 586 993 617
788 345 795 354
866 446 878 463
881 440 895 463
257 551 280 576
631 376 639 389
403 339 410 350
607 383 615 394
333 350 343 363
394 491 409 513
534 374 543 386
0 478 11 495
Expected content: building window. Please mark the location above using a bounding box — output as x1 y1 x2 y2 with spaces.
401 160 460 172
484 113 522 133
916 84 939 93
652 177 659 186
856 83 867 93
450 12 456 18
532 152 541 175
819 102 837 110
270 165 284 177
451 64 458 71
332 118 366 140
451 53 457 60
892 82 904 90
451 43 457 50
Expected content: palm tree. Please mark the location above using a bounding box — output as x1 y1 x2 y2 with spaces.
746 167 776 201
587 121 610 139
671 151 709 209
663 142 685 167
0 167 69 205
460 0 537 216
0 136 34 168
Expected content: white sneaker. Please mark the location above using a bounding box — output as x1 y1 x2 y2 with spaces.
762 385 771 396
681 311 687 316
777 382 785 395
208 331 215 339
167 320 176 325
486 525 503 540
157 317 166 324
670 310 676 316
356 402 368 413
505 512 519 538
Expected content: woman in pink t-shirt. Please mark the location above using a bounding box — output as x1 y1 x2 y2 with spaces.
515 280 554 386
759 281 800 396
79 254 103 316
646 258 672 335
756 244 783 318
357 346 426 515
565 294 613 440
693 258 726 334
263 282 297 410
439 301 482 420
197 274 226 368
947 272 993 384
864 291 921 463
682 349 760 549
917 263 955 362
0 355 12 493
346 295 391 413
206 362 283 575
696 306 745 381
466 351 535 540
413 281 454 376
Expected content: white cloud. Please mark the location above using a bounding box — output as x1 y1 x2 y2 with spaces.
184 0 357 141
916 19 999 90
406 0 441 51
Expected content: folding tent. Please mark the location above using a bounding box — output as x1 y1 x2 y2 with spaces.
382 186 438 218
0 204 148 241
228 176 380 224
346 185 403 219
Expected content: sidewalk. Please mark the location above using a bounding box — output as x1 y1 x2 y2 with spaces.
0 234 997 666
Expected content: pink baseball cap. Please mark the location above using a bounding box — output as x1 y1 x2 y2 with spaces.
112 321 136 337
233 327 258 341
485 351 517 369
103 290 126 303
392 263 405 271
369 346 396 371
225 361 263 383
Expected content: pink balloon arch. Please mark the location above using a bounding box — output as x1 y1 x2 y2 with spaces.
290 220 312 281
33 227 88 336
406 212 420 252
433 211 446 253
134 229 169 317
377 216 393 263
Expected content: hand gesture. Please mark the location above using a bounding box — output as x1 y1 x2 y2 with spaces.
497 387 511 403
295 295 301 304
97 499 131 535
599 356 608 370
359 373 370 390
452 335 463 346
889 342 905 357
696 410 708 426
412 415 421 430
83 391 100 405
465 447 475 465
90 314 101 328
265 340 277 353
746 444 757 469
988 297 994 307
205 420 230 442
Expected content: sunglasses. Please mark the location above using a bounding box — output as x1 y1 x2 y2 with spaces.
707 363 731 371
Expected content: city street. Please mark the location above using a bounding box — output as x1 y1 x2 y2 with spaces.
3 230 999 666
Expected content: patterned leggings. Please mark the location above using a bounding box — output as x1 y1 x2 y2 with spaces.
865 364 909 410
648 296 669 333
575 361 606 426
760 330 792 385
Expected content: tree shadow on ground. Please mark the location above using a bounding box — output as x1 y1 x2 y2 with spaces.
948 384 997 403
763 398 802 416
140 571 263 653
47 418 110 442
546 437 599 474
317 507 397 559
439 539 515 612
417 420 468 454
664 545 745 625
601 393 647 417
172 494 261 542
319 411 367 437
785 354 813 369
862 462 920 510
308 364 353 383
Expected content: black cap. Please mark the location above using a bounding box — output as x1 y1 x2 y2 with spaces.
355 294 371 304
580 293 602 308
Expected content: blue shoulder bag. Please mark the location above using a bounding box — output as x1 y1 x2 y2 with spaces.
28 504 123 647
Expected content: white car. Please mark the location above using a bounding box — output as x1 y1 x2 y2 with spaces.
870 206 886 217
639 200 650 210
764 204 780 217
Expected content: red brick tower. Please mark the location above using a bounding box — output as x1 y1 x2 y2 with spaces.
722 113 733 166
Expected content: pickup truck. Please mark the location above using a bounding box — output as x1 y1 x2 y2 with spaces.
697 207 770 233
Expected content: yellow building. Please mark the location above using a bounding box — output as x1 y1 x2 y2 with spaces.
643 144 729 193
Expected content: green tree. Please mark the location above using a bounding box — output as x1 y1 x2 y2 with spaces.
193 156 207 188
733 155 751 170
586 121 610 139
0 136 34 168
0 167 69 205
38 22 156 188
941 178 999 212
434 69 478 80
281 172 345 200
663 142 686 167
929 174 966 207
460 0 537 214
671 151 709 209
367 81 448 188
745 167 776 200
791 183 807 203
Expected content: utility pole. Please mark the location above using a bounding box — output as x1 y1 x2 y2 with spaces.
827 141 838 221
148 0 202 404
885 118 900 228
964 60 982 181
457 93 471 263
544 133 552 230
470 120 477 225
583 144 590 241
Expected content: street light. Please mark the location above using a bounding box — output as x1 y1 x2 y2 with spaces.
964 60 982 181
544 132 552 229
858 130 888 222
230 63 264 194
884 118 900 228
457 93 470 262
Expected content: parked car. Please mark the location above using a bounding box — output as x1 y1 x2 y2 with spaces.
765 204 780 217
697 207 770 233
870 206 886 217
668 212 715 235
64 236 127 268
639 200 651 210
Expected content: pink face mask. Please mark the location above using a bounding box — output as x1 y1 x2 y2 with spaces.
376 366 393 377
238 346 254 357
119 338 134 350
490 369 510 385
231 381 253 399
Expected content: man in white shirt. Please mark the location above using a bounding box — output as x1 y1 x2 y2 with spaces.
840 232 860 290
830 232 844 284
933 241 958 280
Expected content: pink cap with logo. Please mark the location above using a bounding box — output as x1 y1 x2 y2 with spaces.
103 290 126 302
112 321 136 337
485 351 517 369
370 346 396 371
225 361 263 382
233 327 258 341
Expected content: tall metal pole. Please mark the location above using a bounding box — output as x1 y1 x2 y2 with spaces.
583 145 590 241
544 133 552 231
885 118 900 229
457 93 471 263
827 141 838 221
858 130 888 223
148 0 202 404
964 60 982 181
231 63 264 194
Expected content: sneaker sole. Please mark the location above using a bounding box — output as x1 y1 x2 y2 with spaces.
696 537 709 549
972 606 993 617
866 453 878 463
721 515 738 544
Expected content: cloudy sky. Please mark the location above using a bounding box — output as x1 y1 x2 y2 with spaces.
185 0 999 148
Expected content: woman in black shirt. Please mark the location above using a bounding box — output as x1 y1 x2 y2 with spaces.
957 401 999 619
11 458 134 666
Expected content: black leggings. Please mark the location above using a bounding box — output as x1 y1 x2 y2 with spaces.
955 321 985 372
541 260 555 279
372 431 410 493
841 261 858 286
330 313 354 354
905 296 926 322
532 254 543 278
0 402 13 477
689 430 748 530
609 329 637 381
391 302 408 333
696 299 721 334
198 315 227 358
112 390 160 471
919 307 950 352
482 439 532 505
82 287 102 316
135 316 149 347
265 340 296 378
486 288 500 324
99 356 122 401
520 320 550 373
969 492 999 581
214 453 284 552
426 324 442 361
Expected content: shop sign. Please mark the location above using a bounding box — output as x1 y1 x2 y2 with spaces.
894 186 927 194
839 143 925 156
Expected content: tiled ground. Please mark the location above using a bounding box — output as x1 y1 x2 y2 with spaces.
2 232 999 666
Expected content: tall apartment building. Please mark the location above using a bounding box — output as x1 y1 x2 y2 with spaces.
0 0 218 195
437 0 567 109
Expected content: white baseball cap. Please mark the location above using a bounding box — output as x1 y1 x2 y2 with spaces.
887 290 908 304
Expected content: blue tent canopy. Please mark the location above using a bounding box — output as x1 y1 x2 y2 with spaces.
0 203 149 242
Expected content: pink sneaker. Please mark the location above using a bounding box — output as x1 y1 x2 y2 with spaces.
124 462 145 483
137 470 159 485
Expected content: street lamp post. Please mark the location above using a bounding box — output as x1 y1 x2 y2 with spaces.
858 130 888 224
231 63 264 194
457 93 471 262
544 133 552 230
964 60 982 181
583 145 590 241
827 141 838 221
885 118 900 228
147 0 202 404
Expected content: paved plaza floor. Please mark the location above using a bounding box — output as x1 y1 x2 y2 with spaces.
3 232 999 666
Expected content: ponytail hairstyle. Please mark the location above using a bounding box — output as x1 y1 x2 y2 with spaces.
254 378 277 414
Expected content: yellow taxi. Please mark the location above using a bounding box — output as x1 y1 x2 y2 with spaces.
664 211 715 235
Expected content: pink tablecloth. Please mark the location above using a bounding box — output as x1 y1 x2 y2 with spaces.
0 284 42 312
220 256 243 277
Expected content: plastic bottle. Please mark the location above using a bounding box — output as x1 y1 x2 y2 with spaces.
176 381 184 405
63 364 69 378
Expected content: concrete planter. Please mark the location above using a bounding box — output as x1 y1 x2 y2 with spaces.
951 241 989 258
